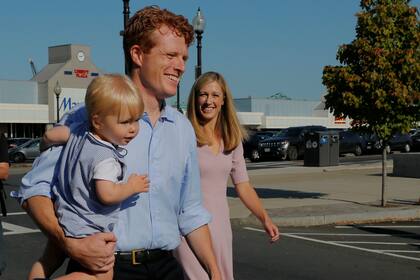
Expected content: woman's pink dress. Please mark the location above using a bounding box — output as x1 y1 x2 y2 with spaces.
174 143 249 280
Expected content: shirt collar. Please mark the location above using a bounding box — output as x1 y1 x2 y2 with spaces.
142 100 175 123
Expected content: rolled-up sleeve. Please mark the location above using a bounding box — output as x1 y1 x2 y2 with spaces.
177 140 211 236
13 146 62 204
13 105 88 205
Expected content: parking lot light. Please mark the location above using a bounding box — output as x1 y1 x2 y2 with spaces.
54 81 62 123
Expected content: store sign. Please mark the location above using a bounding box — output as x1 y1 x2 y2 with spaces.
74 69 89 78
334 116 346 124
54 88 86 120
59 97 81 112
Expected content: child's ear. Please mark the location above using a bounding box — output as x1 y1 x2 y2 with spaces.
91 115 103 131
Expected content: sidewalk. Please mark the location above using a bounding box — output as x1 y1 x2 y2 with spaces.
230 159 420 227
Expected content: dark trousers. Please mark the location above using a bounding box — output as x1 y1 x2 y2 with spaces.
67 253 184 280
0 221 5 275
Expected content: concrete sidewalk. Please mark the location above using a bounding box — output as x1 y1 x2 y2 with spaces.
230 159 420 227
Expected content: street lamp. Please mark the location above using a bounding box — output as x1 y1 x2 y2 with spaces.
121 0 130 74
176 82 181 112
192 7 205 79
54 80 62 123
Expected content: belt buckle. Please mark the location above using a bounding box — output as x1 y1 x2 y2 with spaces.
131 249 144 265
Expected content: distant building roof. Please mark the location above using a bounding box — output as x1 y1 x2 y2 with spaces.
31 63 65 83
234 96 319 117
0 80 38 104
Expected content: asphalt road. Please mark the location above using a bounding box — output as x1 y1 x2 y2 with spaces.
233 222 420 280
245 153 395 171
3 212 420 279
2 155 419 279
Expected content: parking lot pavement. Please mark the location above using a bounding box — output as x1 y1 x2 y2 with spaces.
245 221 420 262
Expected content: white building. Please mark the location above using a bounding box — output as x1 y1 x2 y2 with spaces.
0 44 349 138
0 44 102 137
234 97 351 130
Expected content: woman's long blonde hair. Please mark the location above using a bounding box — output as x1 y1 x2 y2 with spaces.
187 71 247 152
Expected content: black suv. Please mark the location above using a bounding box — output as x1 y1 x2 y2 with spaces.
365 132 412 154
411 130 420 151
258 125 328 161
243 131 276 162
339 130 367 156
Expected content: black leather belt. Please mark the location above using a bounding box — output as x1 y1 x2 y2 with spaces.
115 249 172 265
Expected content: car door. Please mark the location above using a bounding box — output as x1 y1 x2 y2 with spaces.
339 132 347 153
25 140 40 159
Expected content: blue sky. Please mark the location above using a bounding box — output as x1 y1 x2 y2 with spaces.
1 0 418 104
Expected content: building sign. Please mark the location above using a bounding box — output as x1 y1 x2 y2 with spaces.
334 116 346 124
74 69 89 78
59 97 81 112
53 88 86 122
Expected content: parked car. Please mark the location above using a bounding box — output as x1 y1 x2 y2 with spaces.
338 130 367 156
8 138 41 163
365 133 412 154
409 128 419 136
6 137 32 149
258 125 328 161
411 130 420 151
243 131 276 162
389 133 413 153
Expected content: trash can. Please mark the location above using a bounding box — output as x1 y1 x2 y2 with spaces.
328 131 339 166
303 132 318 166
304 131 339 167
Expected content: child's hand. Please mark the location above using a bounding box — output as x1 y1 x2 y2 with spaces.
127 174 149 194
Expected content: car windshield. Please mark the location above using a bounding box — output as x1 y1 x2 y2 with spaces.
276 128 301 137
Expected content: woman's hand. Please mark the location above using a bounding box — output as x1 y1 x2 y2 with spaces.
263 217 280 243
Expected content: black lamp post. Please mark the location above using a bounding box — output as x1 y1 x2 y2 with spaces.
192 8 205 79
121 0 130 74
54 81 62 123
176 83 181 112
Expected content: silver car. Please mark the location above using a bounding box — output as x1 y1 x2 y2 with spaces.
8 138 41 163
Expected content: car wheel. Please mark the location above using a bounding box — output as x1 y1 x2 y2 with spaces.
402 143 411 153
288 146 298 161
250 149 260 162
354 145 362 156
280 153 287 160
13 152 25 163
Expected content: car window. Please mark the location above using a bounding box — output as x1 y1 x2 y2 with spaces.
30 141 39 148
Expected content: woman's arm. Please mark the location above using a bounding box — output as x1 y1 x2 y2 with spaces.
185 225 221 280
235 181 280 242
0 163 8 181
0 134 9 180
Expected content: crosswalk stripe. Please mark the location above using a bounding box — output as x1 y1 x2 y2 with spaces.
333 241 420 245
380 250 420 253
2 222 41 236
244 227 420 262
5 211 27 216
336 225 420 229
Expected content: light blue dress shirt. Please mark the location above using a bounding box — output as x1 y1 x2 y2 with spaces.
17 103 211 251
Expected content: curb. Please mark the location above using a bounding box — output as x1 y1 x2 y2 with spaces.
231 208 420 228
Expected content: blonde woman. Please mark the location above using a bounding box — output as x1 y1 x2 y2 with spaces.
174 72 280 280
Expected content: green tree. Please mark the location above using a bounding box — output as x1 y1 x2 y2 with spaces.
322 0 420 206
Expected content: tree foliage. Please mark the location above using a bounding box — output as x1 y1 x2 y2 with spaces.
322 0 420 140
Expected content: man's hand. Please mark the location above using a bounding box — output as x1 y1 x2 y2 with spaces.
64 232 117 273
